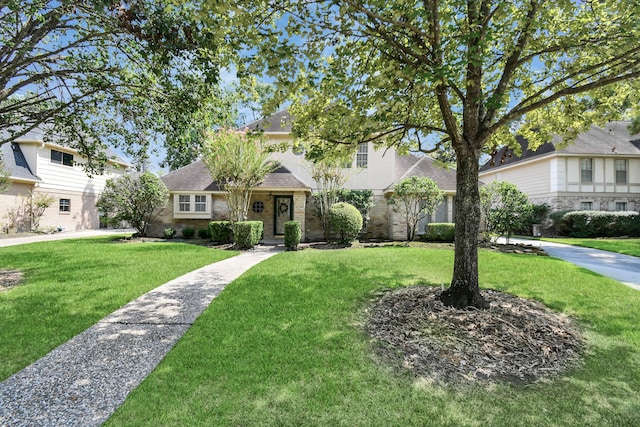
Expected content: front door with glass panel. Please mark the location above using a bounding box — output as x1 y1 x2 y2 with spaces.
274 196 293 235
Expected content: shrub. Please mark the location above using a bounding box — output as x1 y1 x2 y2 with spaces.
209 221 233 243
198 228 211 239
560 211 640 237
284 221 301 250
425 223 455 242
164 227 176 238
330 202 363 244
550 210 572 235
234 221 263 249
181 227 196 239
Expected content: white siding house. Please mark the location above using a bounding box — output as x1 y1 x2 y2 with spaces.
1 129 131 232
479 122 640 214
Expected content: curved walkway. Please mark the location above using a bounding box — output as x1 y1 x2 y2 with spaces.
498 237 640 291
0 244 283 427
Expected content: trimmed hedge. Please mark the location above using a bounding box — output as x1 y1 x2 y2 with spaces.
181 227 196 239
209 221 233 243
198 228 211 239
284 221 301 251
330 202 363 244
424 223 455 242
554 211 640 237
234 221 264 249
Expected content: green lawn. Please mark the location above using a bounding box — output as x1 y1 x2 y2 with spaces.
0 236 238 381
544 238 640 257
107 247 640 427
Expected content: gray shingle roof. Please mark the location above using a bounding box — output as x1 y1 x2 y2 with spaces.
388 155 457 192
481 121 640 172
0 142 40 182
161 160 310 192
244 110 293 133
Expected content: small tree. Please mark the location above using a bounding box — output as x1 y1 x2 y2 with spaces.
390 177 444 241
0 159 9 194
480 181 532 244
26 192 55 231
96 172 169 237
201 129 275 224
309 156 351 240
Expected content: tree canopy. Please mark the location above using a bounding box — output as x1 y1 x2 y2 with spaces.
391 176 444 241
96 171 169 236
203 0 640 308
1 0 223 171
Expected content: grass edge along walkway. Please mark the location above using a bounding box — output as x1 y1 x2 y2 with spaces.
107 247 640 427
0 245 282 427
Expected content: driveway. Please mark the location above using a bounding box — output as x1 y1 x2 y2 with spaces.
0 229 134 248
499 237 640 291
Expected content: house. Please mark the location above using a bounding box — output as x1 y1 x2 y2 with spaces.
151 110 458 241
0 128 131 232
479 121 640 215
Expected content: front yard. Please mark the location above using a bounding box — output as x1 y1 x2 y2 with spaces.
1 238 638 426
543 237 640 257
108 246 639 426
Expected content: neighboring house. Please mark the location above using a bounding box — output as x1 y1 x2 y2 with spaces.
0 128 131 232
479 121 640 216
153 110 458 241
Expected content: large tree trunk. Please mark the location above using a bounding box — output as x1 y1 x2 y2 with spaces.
439 146 489 309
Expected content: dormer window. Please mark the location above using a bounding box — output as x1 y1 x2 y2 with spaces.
51 149 74 167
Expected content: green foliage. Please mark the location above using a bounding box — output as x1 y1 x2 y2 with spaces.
480 181 533 243
284 221 301 250
201 129 276 223
550 210 572 235
520 203 550 235
197 227 211 239
1 1 225 172
424 223 455 242
390 177 444 241
309 156 352 240
329 202 363 244
209 221 233 243
234 221 263 249
208 0 640 303
164 227 176 238
337 189 375 227
555 211 640 238
96 172 169 237
0 158 9 194
181 227 196 239
107 248 640 426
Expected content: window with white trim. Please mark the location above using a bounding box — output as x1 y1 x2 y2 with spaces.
356 143 368 168
616 202 627 211
615 159 627 184
580 158 592 183
195 195 207 212
580 201 593 211
174 194 210 218
51 149 74 167
178 195 191 212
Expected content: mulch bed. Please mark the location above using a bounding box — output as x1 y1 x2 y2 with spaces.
0 269 24 291
363 286 584 386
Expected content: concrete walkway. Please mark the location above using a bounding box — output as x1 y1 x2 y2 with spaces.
498 237 640 291
0 245 283 427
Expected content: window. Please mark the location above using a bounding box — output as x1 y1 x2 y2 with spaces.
252 201 264 213
580 201 593 211
59 198 70 213
178 195 191 212
580 159 592 183
356 143 368 168
615 159 627 183
175 194 210 218
195 195 207 212
51 149 74 167
616 202 628 211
